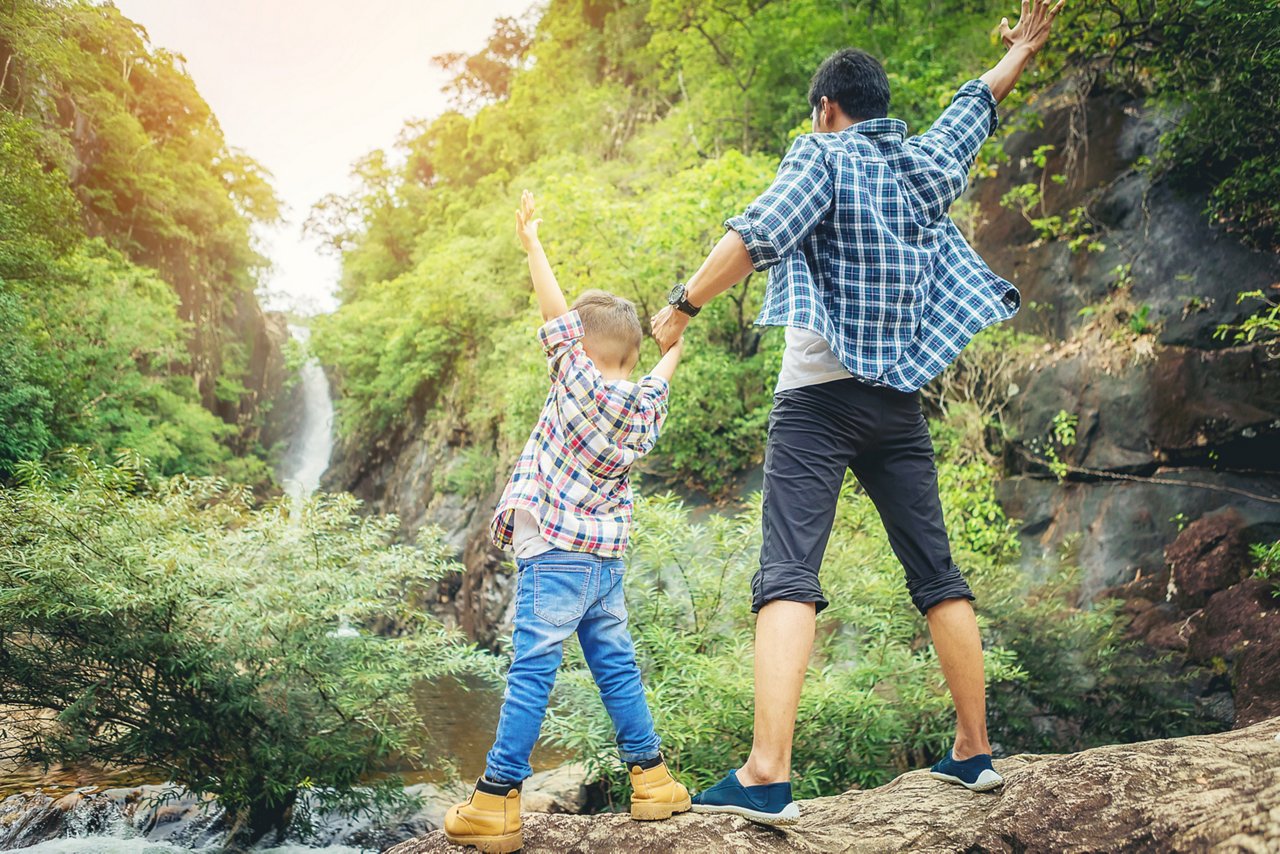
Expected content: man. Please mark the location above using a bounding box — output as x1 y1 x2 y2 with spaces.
650 0 1065 825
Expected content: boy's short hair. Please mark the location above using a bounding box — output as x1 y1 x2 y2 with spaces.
573 289 642 367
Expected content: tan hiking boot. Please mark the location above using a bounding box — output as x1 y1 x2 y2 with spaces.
629 758 692 820
443 783 522 853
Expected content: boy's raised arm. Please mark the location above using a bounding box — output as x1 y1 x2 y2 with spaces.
648 336 684 384
517 190 570 322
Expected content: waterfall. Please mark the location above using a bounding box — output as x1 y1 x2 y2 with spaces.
278 324 334 500
276 325 357 639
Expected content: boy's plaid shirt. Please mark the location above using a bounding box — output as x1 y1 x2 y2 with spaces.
491 311 669 558
726 79 1021 392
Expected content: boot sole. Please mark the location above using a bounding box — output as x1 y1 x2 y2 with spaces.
442 829 524 853
631 795 692 821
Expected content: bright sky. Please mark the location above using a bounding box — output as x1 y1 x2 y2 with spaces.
112 0 533 316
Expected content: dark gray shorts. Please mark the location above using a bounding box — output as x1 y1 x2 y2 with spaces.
754 377 974 616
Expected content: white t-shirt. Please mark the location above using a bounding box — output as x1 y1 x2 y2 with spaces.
511 509 556 559
775 327 855 393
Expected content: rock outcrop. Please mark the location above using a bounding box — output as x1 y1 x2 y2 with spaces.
322 415 515 647
390 716 1280 854
1105 509 1280 728
974 81 1280 594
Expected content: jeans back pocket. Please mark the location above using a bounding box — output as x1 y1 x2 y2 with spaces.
532 562 593 627
599 562 628 621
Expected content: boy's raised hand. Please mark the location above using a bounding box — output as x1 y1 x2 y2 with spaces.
516 189 542 253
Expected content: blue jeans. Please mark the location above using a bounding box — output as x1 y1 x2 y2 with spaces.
483 549 662 784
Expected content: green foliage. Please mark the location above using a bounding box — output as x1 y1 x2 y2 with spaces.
999 173 1103 254
0 449 494 845
0 0 281 484
1215 289 1280 357
1061 0 1280 249
986 572 1210 750
1 232 237 477
541 441 1211 802
440 446 501 500
1041 409 1078 481
1128 304 1154 336
1252 540 1280 597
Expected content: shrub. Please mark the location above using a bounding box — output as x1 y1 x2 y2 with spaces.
0 448 495 847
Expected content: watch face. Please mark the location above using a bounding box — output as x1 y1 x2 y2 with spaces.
668 283 685 305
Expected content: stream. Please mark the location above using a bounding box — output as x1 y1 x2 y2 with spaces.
0 324 564 852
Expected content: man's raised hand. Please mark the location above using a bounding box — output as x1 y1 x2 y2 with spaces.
999 0 1065 56
516 189 542 253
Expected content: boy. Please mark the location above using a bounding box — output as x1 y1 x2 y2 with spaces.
443 191 689 854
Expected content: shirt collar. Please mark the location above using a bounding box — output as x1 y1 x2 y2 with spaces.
847 118 908 140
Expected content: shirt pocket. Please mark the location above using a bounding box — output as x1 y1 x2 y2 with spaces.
532 562 593 627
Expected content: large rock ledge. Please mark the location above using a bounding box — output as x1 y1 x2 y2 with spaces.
390 717 1280 853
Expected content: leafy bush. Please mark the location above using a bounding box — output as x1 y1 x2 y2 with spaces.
0 449 494 846
1215 289 1280 359
541 438 1214 803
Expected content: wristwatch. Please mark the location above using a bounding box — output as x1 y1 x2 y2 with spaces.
667 282 701 317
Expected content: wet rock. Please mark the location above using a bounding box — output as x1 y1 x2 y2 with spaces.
971 79 1280 596
1235 628 1280 726
971 83 1280 350
1183 578 1280 727
1165 510 1251 609
388 716 1280 854
1103 509 1280 731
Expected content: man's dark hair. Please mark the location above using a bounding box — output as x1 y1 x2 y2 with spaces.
808 48 890 121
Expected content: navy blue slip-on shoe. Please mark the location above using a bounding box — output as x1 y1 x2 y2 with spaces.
929 750 1003 792
689 769 800 825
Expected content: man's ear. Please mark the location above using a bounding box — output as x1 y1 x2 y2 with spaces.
820 96 839 131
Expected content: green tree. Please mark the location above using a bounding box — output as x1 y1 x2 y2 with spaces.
0 449 494 847
1 0 283 484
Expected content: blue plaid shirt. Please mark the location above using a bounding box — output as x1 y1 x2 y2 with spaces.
726 79 1019 392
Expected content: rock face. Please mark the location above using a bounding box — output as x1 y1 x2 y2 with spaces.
971 81 1280 594
389 716 1280 854
322 415 515 647
1109 510 1280 728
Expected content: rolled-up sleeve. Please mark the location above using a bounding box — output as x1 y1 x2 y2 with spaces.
538 310 585 357
725 135 834 272
629 376 670 455
538 310 600 404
